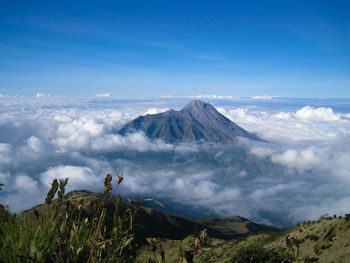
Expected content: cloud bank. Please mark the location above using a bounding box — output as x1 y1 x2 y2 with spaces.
161 95 238 100
0 97 349 226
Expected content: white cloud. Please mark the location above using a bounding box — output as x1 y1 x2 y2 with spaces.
54 118 106 152
221 104 350 179
89 132 174 152
251 184 291 201
40 165 102 192
0 97 350 226
192 94 234 99
238 170 247 178
294 106 341 121
120 166 242 216
219 105 350 141
251 95 275 100
270 148 321 173
52 115 176 153
0 94 17 99
14 175 40 194
0 172 11 187
96 93 110 97
0 171 42 212
54 115 73 123
0 143 13 166
142 108 169 115
35 93 50 98
160 95 237 99
27 136 45 153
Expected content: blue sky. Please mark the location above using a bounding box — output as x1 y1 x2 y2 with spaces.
0 0 349 98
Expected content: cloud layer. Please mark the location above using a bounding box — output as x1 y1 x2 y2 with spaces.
0 97 349 226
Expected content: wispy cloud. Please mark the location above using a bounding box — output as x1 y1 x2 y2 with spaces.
142 108 169 115
96 93 110 97
251 95 276 100
35 92 50 98
160 94 238 100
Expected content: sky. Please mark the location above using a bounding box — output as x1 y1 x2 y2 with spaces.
1 0 349 98
1 2 350 227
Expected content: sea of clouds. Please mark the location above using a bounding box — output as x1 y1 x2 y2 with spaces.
0 96 349 226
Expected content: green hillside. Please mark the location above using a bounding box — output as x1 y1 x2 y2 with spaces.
196 216 280 238
136 215 350 262
2 179 349 262
19 190 278 243
19 191 350 262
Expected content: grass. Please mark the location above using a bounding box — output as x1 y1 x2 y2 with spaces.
0 174 143 263
135 216 350 262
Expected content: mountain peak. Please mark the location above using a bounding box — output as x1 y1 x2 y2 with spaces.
118 100 260 143
183 100 207 109
182 100 216 115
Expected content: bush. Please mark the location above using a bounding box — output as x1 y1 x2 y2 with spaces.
0 174 143 263
230 243 292 263
345 214 350 222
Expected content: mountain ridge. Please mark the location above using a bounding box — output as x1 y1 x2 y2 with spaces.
19 190 280 242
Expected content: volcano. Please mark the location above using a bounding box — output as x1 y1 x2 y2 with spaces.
118 100 259 143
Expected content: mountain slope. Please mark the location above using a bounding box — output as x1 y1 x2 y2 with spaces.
194 215 350 263
118 100 259 143
136 215 350 262
197 216 280 238
19 190 278 242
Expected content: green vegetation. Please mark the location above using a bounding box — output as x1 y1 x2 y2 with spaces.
135 215 350 262
230 243 291 263
196 216 280 238
135 215 350 263
1 178 350 262
0 174 143 262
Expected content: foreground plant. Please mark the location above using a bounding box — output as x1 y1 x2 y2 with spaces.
145 228 208 263
230 243 292 263
146 237 165 263
0 173 143 263
177 229 208 263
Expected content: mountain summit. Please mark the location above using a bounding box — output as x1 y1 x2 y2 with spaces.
118 100 259 143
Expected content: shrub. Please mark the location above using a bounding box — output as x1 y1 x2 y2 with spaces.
230 243 292 263
0 174 143 263
345 214 350 222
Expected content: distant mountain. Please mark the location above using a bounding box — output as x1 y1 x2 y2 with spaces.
118 100 259 143
196 216 280 238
